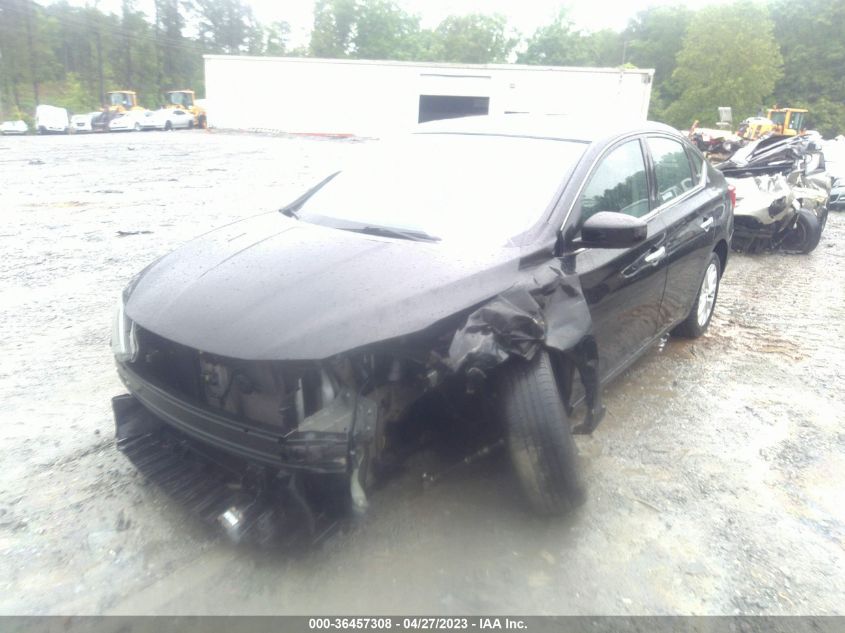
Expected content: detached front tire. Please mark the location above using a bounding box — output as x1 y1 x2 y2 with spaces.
782 208 822 254
496 350 584 515
672 251 721 338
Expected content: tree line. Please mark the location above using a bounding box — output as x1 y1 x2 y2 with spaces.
1 0 843 136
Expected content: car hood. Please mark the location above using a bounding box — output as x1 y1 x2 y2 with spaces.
125 213 524 360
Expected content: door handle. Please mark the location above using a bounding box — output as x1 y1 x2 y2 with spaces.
644 246 666 265
700 217 714 231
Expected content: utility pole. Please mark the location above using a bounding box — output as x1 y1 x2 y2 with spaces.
0 47 4 119
24 0 39 105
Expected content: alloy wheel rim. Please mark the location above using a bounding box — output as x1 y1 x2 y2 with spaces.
783 217 807 250
697 263 718 327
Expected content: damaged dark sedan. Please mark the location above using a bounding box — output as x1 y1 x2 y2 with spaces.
112 116 733 541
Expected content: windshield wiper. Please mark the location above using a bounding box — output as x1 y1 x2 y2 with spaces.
279 171 340 219
342 225 441 242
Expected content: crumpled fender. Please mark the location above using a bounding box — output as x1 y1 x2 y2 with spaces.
446 264 590 371
445 262 603 432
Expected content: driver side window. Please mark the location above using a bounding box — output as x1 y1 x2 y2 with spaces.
580 140 650 222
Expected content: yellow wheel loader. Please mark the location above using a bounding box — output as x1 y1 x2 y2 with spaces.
738 107 808 141
90 91 146 132
164 90 207 129
106 91 144 113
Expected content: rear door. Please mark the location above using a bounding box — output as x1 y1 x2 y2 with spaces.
645 136 717 326
567 137 669 380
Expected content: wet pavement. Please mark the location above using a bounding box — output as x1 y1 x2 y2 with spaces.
0 131 843 615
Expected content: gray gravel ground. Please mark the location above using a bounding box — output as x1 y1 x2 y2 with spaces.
0 130 843 616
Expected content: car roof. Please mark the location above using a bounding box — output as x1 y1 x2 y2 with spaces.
416 114 679 144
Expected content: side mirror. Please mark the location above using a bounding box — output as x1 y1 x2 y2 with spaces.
576 211 648 249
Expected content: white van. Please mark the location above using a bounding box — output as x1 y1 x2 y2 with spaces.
35 105 69 134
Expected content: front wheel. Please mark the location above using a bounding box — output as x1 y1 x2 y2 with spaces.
496 350 584 515
782 208 822 254
133 123 141 132
672 252 721 338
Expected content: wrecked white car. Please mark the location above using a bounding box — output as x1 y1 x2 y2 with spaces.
717 135 830 253
112 117 733 544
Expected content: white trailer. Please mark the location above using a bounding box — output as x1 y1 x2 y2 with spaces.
203 55 654 137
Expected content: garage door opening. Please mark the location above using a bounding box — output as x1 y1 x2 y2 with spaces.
418 95 490 123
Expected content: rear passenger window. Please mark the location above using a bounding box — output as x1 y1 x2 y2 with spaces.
648 137 695 205
580 140 650 220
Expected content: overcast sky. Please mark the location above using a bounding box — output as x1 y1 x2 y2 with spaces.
59 0 734 47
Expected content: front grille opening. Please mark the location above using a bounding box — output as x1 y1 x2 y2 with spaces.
130 326 337 431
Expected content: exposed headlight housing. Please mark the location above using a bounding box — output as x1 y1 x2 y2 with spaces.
112 296 138 363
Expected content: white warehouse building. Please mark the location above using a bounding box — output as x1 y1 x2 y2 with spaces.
203 55 655 137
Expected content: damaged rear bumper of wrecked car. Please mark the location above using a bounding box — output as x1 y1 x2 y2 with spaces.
115 360 377 474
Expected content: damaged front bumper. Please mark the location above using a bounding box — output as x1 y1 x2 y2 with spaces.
115 361 376 475
728 169 830 252
112 393 344 545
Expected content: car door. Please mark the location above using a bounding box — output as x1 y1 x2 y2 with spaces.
645 136 718 326
566 137 669 381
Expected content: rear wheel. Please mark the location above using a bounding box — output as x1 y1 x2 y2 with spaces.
496 350 584 515
133 122 141 132
782 208 821 254
164 121 172 131
672 252 721 338
188 120 194 130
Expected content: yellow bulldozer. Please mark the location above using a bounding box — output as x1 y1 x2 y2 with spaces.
738 107 808 141
164 90 207 129
89 90 146 132
105 90 144 113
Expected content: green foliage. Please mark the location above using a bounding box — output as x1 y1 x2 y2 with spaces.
800 97 845 139
57 72 96 112
518 9 592 66
1 0 843 137
309 0 424 60
264 21 291 56
429 13 517 64
353 0 422 60
623 5 691 120
192 0 262 55
310 0 357 57
664 2 782 128
309 4 515 64
587 30 625 67
624 6 692 90
769 0 845 137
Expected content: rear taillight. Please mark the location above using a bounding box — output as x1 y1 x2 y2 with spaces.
727 185 736 210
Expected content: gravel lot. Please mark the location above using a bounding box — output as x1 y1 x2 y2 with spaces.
1 130 843 616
